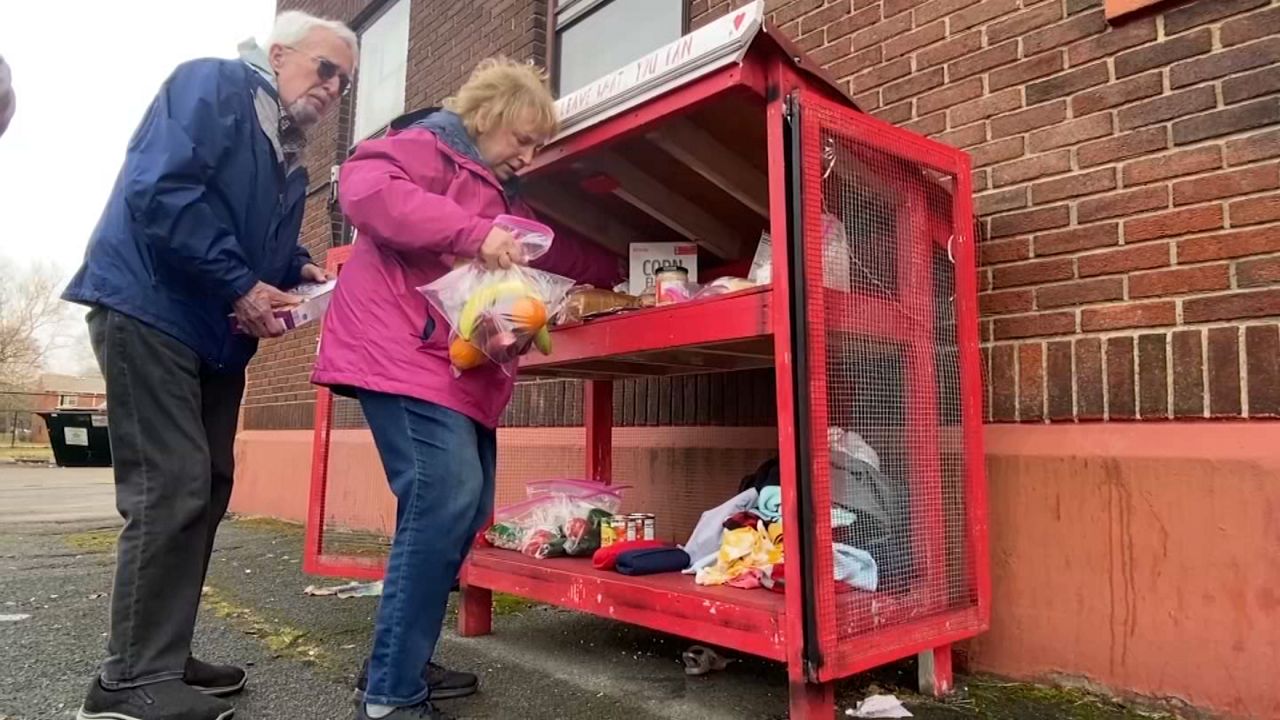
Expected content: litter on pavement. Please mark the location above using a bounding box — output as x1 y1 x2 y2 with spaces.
682 645 732 676
303 580 383 598
846 694 913 718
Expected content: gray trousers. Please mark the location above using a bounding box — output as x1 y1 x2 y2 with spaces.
87 308 245 688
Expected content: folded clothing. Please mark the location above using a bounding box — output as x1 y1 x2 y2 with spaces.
833 543 878 592
615 547 691 576
682 488 758 562
764 551 877 594
592 539 667 571
763 561 785 593
724 511 759 530
755 485 782 522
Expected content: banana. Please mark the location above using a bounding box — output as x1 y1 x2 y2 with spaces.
458 278 530 340
533 326 552 355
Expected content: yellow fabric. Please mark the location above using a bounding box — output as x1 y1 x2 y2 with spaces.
695 521 784 586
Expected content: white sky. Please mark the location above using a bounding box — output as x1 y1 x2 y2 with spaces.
0 0 277 373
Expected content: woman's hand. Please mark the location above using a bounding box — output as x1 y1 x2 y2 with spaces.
479 226 522 270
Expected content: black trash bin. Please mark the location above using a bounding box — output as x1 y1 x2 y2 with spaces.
39 410 112 467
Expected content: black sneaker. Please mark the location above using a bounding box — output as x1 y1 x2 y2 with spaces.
355 659 478 701
77 677 233 720
355 701 454 720
184 657 247 697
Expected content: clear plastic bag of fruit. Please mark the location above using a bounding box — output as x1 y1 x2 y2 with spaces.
484 488 623 560
420 215 576 377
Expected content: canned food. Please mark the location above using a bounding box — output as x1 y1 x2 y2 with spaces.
627 513 656 541
600 517 617 547
609 515 628 542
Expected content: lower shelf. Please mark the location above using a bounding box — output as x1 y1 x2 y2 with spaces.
462 547 788 661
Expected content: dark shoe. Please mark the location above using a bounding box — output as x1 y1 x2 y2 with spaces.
355 659 479 701
78 677 233 720
355 700 454 720
184 657 247 697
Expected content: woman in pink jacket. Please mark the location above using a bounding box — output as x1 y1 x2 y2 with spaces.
313 59 621 720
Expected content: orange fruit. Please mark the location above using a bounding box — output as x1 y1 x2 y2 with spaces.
505 295 548 331
449 337 486 370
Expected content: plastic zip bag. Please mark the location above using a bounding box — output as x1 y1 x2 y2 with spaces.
525 479 630 501
420 215 576 377
485 484 625 560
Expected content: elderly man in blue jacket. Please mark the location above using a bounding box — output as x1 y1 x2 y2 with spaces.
63 11 355 720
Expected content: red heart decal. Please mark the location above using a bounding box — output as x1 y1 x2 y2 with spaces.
733 12 745 30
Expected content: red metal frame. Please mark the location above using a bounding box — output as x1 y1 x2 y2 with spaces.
303 37 988 720
762 61 818 715
583 380 612 482
301 243 388 581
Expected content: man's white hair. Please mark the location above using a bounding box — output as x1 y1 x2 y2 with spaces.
267 10 359 66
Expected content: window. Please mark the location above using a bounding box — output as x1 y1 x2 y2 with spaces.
352 0 411 141
554 0 685 96
58 395 76 407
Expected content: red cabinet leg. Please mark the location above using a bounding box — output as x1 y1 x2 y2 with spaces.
788 679 834 719
457 584 492 637
918 644 954 696
584 380 613 483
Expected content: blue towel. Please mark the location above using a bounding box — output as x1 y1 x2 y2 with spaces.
833 543 878 592
615 547 691 576
755 485 782 522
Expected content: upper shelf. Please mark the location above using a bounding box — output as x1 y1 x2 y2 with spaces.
521 287 774 379
520 286 921 380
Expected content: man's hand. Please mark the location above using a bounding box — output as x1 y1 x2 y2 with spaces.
478 226 522 271
300 262 334 283
233 282 302 338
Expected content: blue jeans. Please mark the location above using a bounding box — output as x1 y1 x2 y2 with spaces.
359 391 497 706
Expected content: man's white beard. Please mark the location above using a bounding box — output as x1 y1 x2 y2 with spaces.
287 98 320 128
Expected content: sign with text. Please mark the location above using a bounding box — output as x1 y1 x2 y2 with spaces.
554 0 765 138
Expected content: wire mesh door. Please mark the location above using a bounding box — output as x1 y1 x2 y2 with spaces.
792 91 989 678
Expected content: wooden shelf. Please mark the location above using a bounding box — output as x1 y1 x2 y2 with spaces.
463 547 788 661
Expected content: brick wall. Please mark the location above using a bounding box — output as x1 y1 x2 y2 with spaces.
250 0 1280 429
697 0 1280 422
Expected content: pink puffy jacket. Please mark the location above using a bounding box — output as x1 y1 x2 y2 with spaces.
312 117 622 428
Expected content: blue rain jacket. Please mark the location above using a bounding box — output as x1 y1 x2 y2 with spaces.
63 55 311 371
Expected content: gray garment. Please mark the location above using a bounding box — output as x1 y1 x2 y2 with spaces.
87 308 245 688
833 459 894 548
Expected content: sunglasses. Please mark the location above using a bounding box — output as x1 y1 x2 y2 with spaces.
287 47 351 96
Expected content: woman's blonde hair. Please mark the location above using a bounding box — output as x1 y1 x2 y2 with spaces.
444 57 558 139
